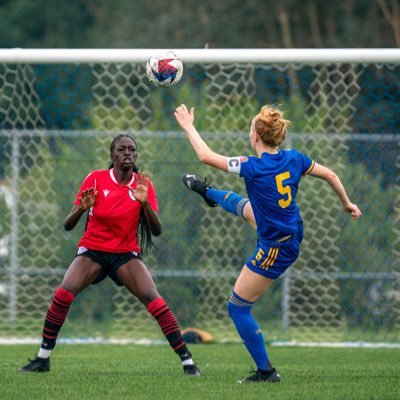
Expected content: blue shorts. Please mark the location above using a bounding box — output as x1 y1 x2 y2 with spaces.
245 223 303 280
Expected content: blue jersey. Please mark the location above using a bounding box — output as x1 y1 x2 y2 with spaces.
228 150 314 245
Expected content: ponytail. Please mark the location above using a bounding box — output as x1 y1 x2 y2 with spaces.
133 165 155 254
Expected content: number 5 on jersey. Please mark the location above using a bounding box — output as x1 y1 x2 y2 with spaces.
275 171 292 208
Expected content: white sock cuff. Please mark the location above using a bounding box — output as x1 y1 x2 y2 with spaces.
38 348 52 359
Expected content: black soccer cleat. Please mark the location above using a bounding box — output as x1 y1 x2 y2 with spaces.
19 355 50 373
237 368 280 384
183 363 201 377
182 174 217 208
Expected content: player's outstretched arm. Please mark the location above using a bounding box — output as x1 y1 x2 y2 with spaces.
174 104 228 172
64 187 98 231
309 163 362 220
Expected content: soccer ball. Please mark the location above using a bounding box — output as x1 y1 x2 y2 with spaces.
146 51 183 88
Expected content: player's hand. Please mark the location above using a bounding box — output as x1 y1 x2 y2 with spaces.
174 104 195 130
79 187 97 211
343 202 362 220
129 171 149 205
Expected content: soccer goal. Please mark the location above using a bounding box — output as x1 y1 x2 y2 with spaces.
0 48 399 345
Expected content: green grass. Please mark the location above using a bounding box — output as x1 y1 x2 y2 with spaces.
2 344 399 400
1 319 398 344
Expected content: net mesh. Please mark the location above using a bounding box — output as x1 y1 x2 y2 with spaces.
0 57 399 343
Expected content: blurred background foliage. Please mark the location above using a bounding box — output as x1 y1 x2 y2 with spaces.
0 0 398 49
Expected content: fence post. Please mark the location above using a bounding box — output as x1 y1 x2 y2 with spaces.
9 132 19 324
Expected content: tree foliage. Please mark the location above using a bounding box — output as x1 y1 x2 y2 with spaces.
0 0 398 48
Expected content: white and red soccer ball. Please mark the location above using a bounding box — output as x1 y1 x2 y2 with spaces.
146 51 183 88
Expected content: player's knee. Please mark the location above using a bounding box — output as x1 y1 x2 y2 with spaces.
227 292 253 318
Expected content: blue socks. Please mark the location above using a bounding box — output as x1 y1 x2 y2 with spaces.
227 291 271 371
206 189 249 218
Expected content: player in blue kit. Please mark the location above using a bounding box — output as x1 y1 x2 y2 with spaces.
175 104 362 383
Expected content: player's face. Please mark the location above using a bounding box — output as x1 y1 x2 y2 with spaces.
111 137 138 169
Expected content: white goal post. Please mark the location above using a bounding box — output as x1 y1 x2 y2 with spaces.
0 47 399 63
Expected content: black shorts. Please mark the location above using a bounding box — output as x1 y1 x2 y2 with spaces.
76 247 142 286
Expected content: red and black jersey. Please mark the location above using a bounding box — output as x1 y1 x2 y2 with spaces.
74 168 159 253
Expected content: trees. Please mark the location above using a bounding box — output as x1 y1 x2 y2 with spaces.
0 0 94 47
0 0 398 48
378 0 400 46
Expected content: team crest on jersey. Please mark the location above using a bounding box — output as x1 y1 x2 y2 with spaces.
128 190 136 201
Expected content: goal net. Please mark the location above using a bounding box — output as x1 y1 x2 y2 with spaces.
0 49 399 344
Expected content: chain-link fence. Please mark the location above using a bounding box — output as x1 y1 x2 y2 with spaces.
0 51 399 343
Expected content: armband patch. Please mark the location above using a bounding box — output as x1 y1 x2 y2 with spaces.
227 157 242 174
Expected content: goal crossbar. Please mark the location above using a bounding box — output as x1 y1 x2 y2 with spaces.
0 48 399 64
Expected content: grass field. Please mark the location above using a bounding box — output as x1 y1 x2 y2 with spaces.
2 343 399 400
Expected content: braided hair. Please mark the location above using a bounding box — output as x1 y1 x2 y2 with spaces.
109 134 154 253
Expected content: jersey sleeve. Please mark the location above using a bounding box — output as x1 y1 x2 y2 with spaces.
239 156 256 178
73 171 96 205
297 151 315 175
147 179 159 213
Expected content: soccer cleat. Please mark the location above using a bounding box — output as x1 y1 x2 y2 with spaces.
182 174 217 208
183 364 201 377
237 368 280 384
19 355 50 373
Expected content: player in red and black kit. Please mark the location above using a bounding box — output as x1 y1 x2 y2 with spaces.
19 134 200 376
